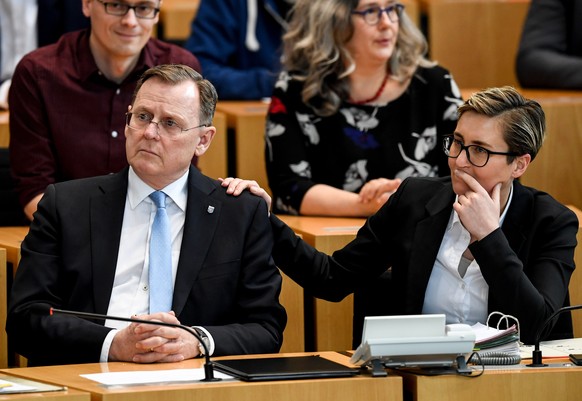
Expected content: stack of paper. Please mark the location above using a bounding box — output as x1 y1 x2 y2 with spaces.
471 322 521 356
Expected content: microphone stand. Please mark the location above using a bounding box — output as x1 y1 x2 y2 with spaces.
49 307 221 381
527 305 582 367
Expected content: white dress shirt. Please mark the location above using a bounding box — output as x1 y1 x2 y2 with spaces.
100 167 188 361
422 183 514 326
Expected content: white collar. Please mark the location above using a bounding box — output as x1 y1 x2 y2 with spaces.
127 167 189 212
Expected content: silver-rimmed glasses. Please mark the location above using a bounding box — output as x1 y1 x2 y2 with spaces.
351 3 405 25
126 112 207 137
443 135 519 167
96 0 160 19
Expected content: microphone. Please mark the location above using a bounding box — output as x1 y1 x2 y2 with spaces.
527 304 582 367
46 306 221 381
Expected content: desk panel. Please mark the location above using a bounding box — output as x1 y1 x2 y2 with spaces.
158 0 200 42
0 249 6 369
197 110 228 180
429 0 530 88
1 352 402 401
0 227 28 269
215 101 270 194
567 205 582 338
0 111 8 148
279 272 305 353
522 94 582 209
401 0 420 26
0 227 28 368
397 361 582 401
277 216 365 352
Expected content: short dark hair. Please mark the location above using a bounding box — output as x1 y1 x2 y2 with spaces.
458 86 545 161
132 64 217 126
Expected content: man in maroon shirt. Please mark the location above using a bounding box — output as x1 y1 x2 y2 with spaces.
9 0 201 220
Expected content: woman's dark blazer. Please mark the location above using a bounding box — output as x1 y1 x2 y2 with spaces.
271 176 578 344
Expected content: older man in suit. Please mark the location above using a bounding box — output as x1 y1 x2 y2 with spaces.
7 64 286 366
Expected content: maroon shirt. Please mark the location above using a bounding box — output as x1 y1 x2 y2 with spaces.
9 30 201 207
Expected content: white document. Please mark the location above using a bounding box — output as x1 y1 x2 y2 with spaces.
520 337 582 359
81 368 235 386
0 379 37 393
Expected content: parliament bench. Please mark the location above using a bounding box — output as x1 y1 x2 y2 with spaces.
428 0 530 88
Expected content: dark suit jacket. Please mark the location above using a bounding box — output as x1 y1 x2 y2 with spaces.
516 0 582 89
272 176 578 344
7 166 286 366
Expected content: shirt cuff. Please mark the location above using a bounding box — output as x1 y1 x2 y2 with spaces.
194 326 215 356
101 329 119 362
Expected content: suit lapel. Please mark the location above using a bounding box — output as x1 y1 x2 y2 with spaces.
499 182 530 264
405 185 456 313
172 167 222 315
91 169 129 314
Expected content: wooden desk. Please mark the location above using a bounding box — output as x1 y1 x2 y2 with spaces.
279 272 305 353
0 227 28 270
462 88 582 209
567 205 582 338
428 0 530 88
401 0 420 26
520 91 582 209
0 249 6 369
0 373 89 401
277 215 366 352
158 0 200 42
0 352 403 401
215 100 270 193
197 111 228 180
0 227 28 369
0 111 8 148
396 360 582 401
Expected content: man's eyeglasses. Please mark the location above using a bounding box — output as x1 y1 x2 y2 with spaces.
96 0 160 19
443 135 519 167
351 3 405 25
126 112 206 137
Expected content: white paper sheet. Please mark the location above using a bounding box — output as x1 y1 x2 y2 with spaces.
81 368 235 386
0 379 37 393
520 337 582 359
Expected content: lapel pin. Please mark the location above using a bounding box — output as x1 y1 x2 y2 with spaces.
207 205 215 214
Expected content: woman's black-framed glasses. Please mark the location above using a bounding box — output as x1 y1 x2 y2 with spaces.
351 3 405 25
443 135 519 167
96 0 160 19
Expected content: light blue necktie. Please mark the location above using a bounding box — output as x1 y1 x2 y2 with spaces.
149 191 173 313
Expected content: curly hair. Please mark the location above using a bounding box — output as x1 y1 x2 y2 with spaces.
283 0 433 116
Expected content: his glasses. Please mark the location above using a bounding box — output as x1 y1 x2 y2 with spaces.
443 135 519 167
126 112 206 137
96 0 160 19
351 3 405 25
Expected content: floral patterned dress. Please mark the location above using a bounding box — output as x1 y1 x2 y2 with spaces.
265 65 463 214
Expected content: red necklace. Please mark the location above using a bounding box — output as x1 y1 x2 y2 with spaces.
349 73 389 105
